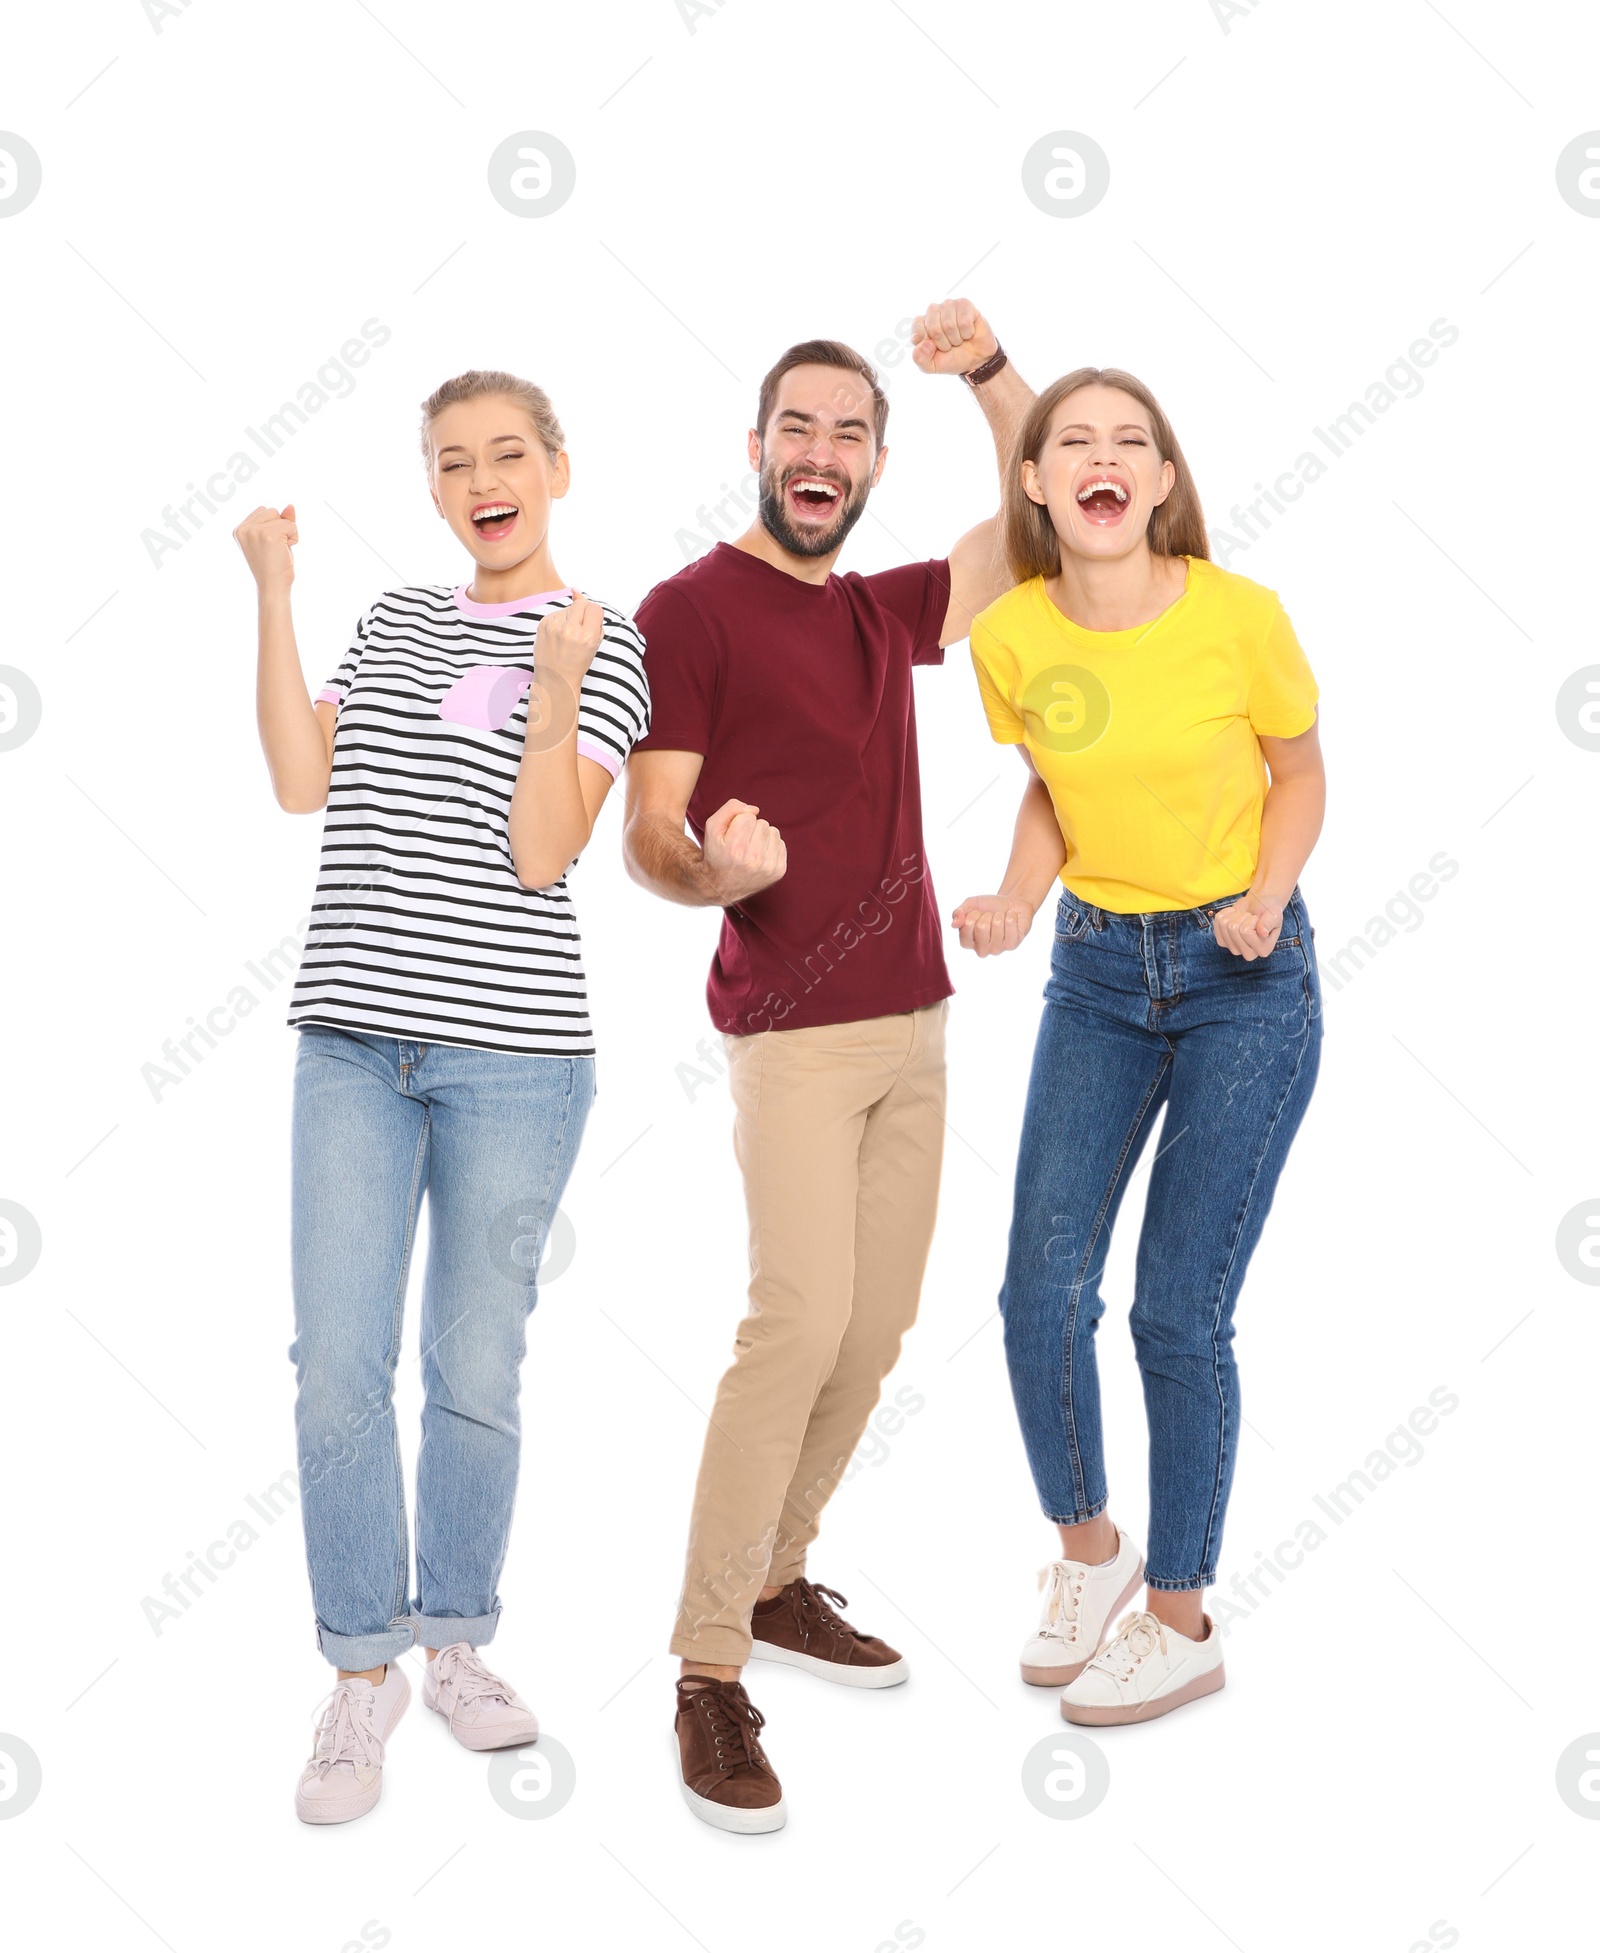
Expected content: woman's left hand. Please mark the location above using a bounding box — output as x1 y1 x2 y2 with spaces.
1213 893 1284 960
535 591 604 683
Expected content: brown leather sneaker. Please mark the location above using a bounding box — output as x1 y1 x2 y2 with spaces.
674 1679 787 1834
748 1579 909 1688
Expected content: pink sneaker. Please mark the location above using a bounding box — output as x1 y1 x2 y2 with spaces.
423 1643 540 1751
295 1664 410 1825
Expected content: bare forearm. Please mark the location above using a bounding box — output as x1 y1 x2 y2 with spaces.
968 360 1035 480
508 732 591 889
998 771 1068 910
1251 774 1325 904
951 766 1065 958
942 364 1038 643
624 809 730 908
256 588 330 812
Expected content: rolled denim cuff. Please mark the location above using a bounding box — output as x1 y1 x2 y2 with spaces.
314 1617 418 1671
412 1601 502 1651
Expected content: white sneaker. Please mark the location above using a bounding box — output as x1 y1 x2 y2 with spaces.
1019 1531 1145 1686
295 1664 410 1825
1059 1610 1225 1725
423 1643 540 1751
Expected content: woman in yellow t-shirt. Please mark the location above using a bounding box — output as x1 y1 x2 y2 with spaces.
955 367 1325 1726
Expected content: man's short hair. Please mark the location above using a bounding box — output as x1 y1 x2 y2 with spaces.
755 340 889 449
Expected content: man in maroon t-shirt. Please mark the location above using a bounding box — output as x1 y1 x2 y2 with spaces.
624 299 1032 1833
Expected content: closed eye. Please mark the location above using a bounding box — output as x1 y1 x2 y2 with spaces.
442 449 525 471
780 423 861 442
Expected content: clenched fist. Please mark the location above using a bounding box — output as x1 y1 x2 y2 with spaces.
703 797 787 904
535 590 604 683
233 503 298 591
910 297 999 379
1212 893 1284 961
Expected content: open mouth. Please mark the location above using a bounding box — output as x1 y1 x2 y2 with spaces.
1074 476 1130 527
471 502 520 542
785 474 845 522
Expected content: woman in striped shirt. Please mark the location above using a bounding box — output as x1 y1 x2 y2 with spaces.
234 370 650 1825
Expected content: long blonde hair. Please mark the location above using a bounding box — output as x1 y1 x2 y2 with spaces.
1001 367 1209 581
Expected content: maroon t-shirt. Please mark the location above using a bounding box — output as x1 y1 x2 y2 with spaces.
634 542 954 1036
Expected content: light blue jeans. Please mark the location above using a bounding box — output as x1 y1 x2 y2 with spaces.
291 1028 593 1670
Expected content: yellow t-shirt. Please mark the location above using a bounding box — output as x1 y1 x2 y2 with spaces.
968 557 1318 913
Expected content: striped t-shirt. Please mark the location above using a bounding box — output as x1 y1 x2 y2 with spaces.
286 583 650 1055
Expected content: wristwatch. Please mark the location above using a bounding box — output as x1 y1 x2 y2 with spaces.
962 344 1009 388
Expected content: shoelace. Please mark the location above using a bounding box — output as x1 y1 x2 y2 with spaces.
433 1645 515 1718
1088 1610 1167 1683
792 1580 853 1631
1036 1563 1088 1647
306 1679 385 1778
689 1685 768 1775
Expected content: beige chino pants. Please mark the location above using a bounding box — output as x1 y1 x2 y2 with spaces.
670 1002 948 1665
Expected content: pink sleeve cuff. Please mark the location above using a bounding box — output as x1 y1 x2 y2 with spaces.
576 733 621 779
315 686 341 706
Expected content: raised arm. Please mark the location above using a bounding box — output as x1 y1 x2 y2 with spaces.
234 501 336 813
506 594 620 889
622 750 787 909
910 299 1037 646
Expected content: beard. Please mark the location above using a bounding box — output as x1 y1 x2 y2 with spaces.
757 458 871 559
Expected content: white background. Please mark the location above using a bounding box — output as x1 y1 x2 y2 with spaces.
3 2 1597 1948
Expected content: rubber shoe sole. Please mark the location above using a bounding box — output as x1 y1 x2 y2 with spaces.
679 1778 788 1834
296 1774 386 1825
747 1642 909 1688
424 1700 539 1751
1060 1661 1226 1726
1020 1559 1146 1688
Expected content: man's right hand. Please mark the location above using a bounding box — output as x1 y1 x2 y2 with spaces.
233 503 298 592
702 798 787 903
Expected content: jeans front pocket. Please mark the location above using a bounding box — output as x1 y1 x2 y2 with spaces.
1054 899 1091 944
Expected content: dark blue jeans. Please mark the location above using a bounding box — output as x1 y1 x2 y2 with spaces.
1000 886 1321 1591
